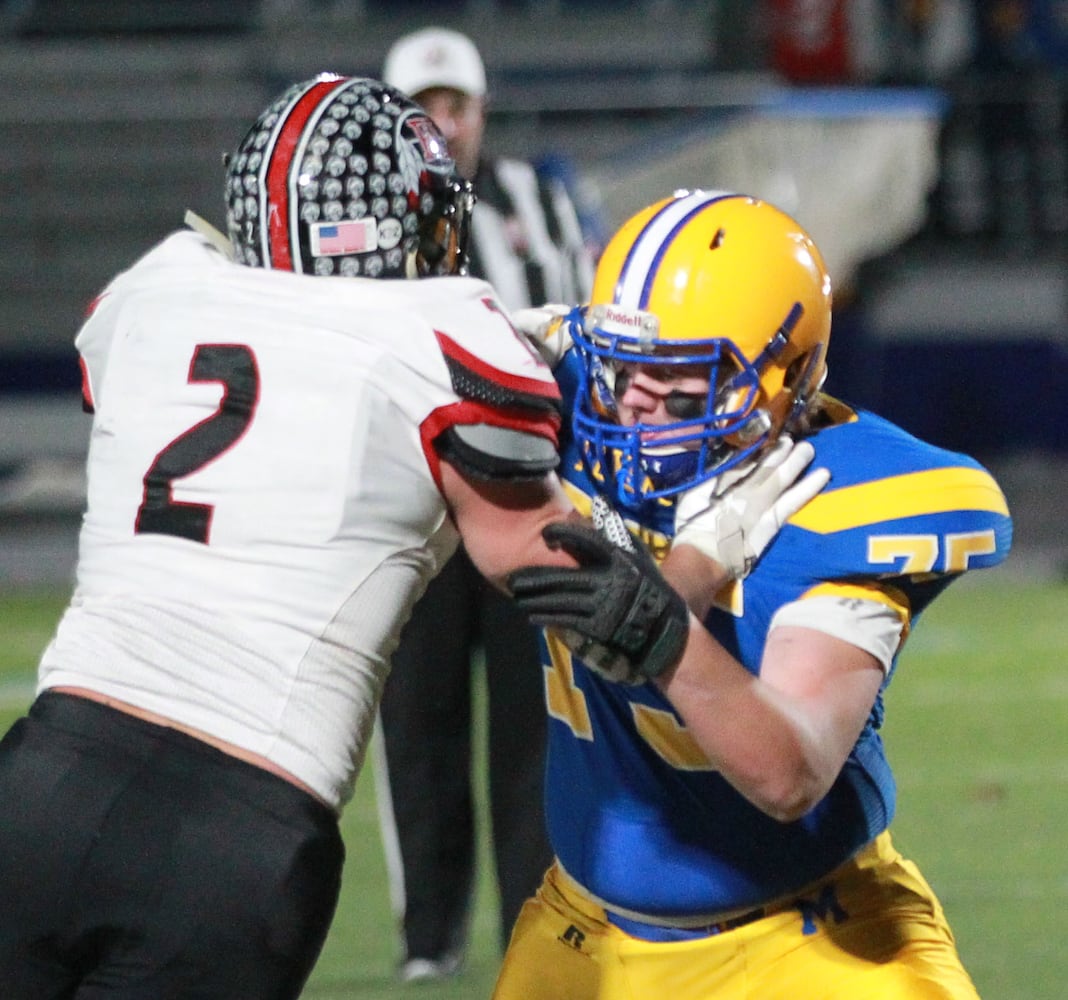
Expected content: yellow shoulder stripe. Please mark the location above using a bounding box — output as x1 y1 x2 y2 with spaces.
801 581 910 614
789 467 1009 535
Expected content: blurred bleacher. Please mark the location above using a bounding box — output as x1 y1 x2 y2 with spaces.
0 1 735 380
1 0 1066 583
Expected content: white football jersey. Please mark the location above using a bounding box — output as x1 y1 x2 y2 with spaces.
37 229 560 810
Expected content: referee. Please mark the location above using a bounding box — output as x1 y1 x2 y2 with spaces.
374 26 596 984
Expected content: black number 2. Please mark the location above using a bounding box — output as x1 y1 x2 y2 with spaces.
135 344 260 544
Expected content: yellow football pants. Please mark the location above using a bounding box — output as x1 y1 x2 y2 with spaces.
493 832 981 1000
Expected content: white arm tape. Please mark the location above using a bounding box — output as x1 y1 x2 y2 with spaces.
768 596 906 675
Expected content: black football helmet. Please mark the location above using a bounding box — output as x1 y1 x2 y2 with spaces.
225 74 473 278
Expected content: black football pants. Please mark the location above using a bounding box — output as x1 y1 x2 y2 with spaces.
0 691 344 999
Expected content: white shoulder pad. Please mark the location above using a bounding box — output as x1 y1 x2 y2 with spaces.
769 595 906 675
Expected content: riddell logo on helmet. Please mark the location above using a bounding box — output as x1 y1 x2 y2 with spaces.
593 304 659 341
601 306 645 329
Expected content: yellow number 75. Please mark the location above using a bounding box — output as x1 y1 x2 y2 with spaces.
867 530 997 574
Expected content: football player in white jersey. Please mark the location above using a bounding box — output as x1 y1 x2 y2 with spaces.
0 76 693 999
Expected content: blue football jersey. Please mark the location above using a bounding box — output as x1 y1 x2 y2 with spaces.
541 350 1012 919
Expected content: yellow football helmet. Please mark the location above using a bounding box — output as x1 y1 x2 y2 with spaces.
569 189 832 502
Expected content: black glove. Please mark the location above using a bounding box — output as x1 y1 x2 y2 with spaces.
508 507 689 684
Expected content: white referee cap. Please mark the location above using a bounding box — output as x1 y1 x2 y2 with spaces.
383 27 487 99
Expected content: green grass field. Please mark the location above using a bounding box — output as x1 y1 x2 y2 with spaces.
2 571 1065 998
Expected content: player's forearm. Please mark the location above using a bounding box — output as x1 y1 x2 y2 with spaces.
656 542 844 819
659 542 730 620
446 464 580 589
653 625 838 822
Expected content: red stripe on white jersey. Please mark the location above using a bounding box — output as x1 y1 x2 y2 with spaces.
419 399 560 497
79 354 94 413
434 331 561 405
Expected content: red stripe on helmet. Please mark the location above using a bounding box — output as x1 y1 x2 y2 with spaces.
264 76 347 271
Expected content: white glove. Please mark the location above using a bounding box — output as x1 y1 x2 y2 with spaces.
673 436 830 580
510 303 573 368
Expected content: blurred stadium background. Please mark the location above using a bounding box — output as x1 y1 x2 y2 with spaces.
2 0 1067 583
0 1 1066 996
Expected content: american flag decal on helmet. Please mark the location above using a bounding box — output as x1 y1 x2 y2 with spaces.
309 218 378 257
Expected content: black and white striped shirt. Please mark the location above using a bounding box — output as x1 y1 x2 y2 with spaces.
467 155 595 310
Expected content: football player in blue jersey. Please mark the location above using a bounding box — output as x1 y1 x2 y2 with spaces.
498 190 1013 1000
